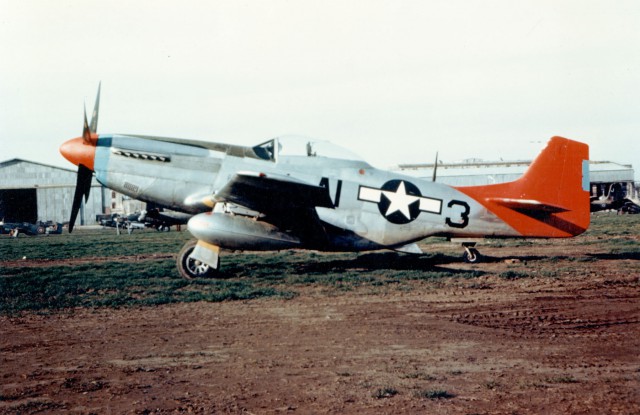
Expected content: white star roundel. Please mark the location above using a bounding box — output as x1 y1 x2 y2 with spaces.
358 180 442 224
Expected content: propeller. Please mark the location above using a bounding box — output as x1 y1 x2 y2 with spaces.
68 83 101 232
432 151 439 182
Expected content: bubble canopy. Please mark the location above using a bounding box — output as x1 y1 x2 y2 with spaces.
252 135 365 162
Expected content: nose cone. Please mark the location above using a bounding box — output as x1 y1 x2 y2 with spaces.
60 136 96 171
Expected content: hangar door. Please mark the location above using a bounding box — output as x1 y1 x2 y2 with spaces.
0 189 37 223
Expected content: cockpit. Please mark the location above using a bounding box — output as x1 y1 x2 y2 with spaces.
252 135 365 163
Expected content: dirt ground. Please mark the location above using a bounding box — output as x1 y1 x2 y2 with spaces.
1 240 639 414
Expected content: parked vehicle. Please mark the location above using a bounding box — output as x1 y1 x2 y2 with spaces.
1 220 63 236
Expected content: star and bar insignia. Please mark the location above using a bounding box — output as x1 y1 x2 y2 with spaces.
358 180 442 224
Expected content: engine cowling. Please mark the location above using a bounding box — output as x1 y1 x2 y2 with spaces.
187 212 301 250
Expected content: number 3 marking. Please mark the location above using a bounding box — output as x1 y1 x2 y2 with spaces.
446 200 470 228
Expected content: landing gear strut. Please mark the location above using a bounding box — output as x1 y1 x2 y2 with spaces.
176 240 220 279
462 242 482 263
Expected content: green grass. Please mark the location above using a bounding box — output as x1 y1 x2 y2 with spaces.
0 228 192 261
1 214 638 315
544 375 579 384
0 241 476 315
414 389 455 399
585 212 640 237
0 260 293 314
372 387 398 399
499 270 530 280
1 229 473 315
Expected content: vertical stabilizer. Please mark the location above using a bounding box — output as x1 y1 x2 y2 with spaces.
456 137 590 237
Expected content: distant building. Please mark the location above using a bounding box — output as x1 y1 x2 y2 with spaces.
395 159 637 200
0 158 144 225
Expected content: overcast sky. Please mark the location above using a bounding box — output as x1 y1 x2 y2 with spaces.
1 0 639 178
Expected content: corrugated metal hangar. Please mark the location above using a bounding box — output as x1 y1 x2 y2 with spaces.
396 159 638 201
0 158 142 225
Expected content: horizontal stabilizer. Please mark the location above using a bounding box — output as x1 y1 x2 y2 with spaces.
487 198 569 214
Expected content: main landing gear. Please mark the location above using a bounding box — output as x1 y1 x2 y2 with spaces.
462 242 482 263
176 240 220 280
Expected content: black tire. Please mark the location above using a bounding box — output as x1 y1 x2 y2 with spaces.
176 240 219 280
463 248 481 263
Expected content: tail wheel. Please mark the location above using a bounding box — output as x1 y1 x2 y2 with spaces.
176 240 219 279
463 247 481 263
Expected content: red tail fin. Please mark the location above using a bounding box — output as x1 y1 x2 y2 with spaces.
456 137 590 237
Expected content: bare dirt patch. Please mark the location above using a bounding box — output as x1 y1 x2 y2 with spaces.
1 239 639 414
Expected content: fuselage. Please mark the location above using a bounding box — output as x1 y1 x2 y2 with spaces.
72 134 518 251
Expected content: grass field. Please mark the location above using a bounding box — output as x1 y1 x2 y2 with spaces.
1 213 639 315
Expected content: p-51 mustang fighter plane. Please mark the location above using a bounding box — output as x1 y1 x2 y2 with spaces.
61 86 590 279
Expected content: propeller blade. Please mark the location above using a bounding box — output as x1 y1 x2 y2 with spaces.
432 151 439 182
69 164 93 232
90 82 101 133
82 104 92 145
70 83 101 232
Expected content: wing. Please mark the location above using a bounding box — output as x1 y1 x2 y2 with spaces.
214 171 334 212
214 172 335 245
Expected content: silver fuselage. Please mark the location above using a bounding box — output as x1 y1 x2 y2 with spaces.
92 134 516 252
